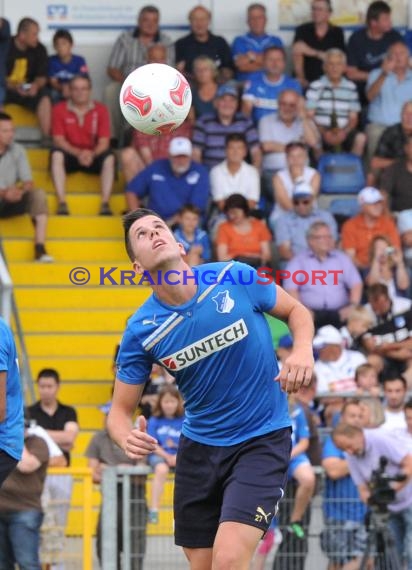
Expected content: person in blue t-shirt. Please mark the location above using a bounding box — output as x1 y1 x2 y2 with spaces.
173 204 211 265
146 384 184 524
48 29 89 103
107 208 314 569
0 318 24 488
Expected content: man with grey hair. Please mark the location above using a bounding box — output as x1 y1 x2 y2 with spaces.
306 48 366 155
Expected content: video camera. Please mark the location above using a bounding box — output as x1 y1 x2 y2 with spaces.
368 456 406 513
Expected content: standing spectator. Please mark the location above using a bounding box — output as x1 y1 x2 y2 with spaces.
50 75 115 216
27 368 79 570
0 111 53 262
341 187 401 273
381 375 408 431
189 56 218 120
193 82 261 169
86 403 148 570
284 220 362 329
346 0 403 105
48 29 89 103
242 47 301 125
119 43 192 184
0 18 10 109
366 41 412 160
292 0 345 89
105 5 174 143
306 49 366 155
231 3 283 83
0 318 23 489
0 431 49 570
126 137 209 224
173 205 211 266
5 17 51 138
175 5 233 82
210 133 260 213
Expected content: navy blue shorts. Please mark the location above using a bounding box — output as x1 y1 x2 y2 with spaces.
174 427 292 548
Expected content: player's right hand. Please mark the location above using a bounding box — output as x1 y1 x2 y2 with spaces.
124 415 157 460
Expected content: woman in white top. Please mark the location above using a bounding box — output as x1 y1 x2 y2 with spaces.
269 142 320 229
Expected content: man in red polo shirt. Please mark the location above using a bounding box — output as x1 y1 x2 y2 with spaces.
50 75 115 215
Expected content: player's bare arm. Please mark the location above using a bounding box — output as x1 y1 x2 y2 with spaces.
107 380 157 460
268 286 314 393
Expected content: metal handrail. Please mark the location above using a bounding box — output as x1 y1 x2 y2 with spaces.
0 240 35 402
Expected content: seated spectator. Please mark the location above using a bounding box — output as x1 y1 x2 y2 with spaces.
147 385 184 524
242 46 301 124
364 282 411 326
258 91 320 207
215 193 271 267
340 305 375 351
314 325 367 395
341 187 401 273
274 184 337 263
380 135 412 213
0 112 53 262
50 75 115 216
284 221 362 329
345 0 403 106
210 133 260 214
366 41 412 160
231 3 283 84
0 18 10 109
119 44 192 183
354 362 381 397
270 141 320 227
189 56 218 120
321 400 367 570
173 205 211 265
5 17 51 138
292 0 345 89
192 82 261 169
381 375 408 430
175 5 234 82
126 137 209 226
369 100 412 186
365 235 409 298
139 363 175 420
306 48 366 155
105 5 174 143
397 208 412 269
48 29 89 103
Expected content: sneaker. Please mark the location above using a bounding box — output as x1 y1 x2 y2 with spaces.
35 252 54 263
57 202 69 215
99 202 113 216
148 510 158 524
287 522 305 539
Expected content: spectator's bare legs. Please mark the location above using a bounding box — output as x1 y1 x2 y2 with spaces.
151 462 169 512
37 95 52 137
51 150 67 206
125 192 140 212
351 132 367 158
120 147 145 183
290 464 315 523
100 153 115 204
34 213 47 245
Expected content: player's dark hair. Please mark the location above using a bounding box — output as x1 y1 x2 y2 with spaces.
0 112 12 122
223 193 250 216
17 17 38 35
366 1 391 24
152 384 184 418
37 368 60 384
225 133 247 147
53 29 74 46
123 208 164 261
382 374 407 390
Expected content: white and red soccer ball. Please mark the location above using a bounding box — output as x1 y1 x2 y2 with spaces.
119 63 192 136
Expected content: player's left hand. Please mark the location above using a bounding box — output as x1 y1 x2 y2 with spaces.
275 348 314 393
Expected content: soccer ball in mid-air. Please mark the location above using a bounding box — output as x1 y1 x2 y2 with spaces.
119 63 192 136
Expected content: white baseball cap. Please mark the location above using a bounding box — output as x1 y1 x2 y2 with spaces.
313 325 343 348
169 137 192 157
358 187 383 205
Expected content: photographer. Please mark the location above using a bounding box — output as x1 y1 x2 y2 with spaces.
333 424 412 569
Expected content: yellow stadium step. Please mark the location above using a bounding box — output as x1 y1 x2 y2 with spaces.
29 357 118 381
46 194 126 216
32 170 125 195
0 215 125 239
73 432 98 455
25 333 118 357
4 239 126 262
20 309 130 333
14 286 150 309
51 383 113 406
26 148 49 169
4 103 39 127
76 406 106 430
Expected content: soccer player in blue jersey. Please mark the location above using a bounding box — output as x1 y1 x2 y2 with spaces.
108 208 315 570
0 318 24 488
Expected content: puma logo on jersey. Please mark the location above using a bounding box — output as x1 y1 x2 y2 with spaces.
255 506 271 524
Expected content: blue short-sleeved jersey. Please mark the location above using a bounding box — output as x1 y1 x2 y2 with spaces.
231 33 283 83
0 318 24 460
147 416 184 455
48 54 89 82
117 262 290 446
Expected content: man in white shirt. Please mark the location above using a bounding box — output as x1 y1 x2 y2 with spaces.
381 375 408 431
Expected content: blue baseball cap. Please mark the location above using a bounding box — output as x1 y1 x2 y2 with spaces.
216 83 238 99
